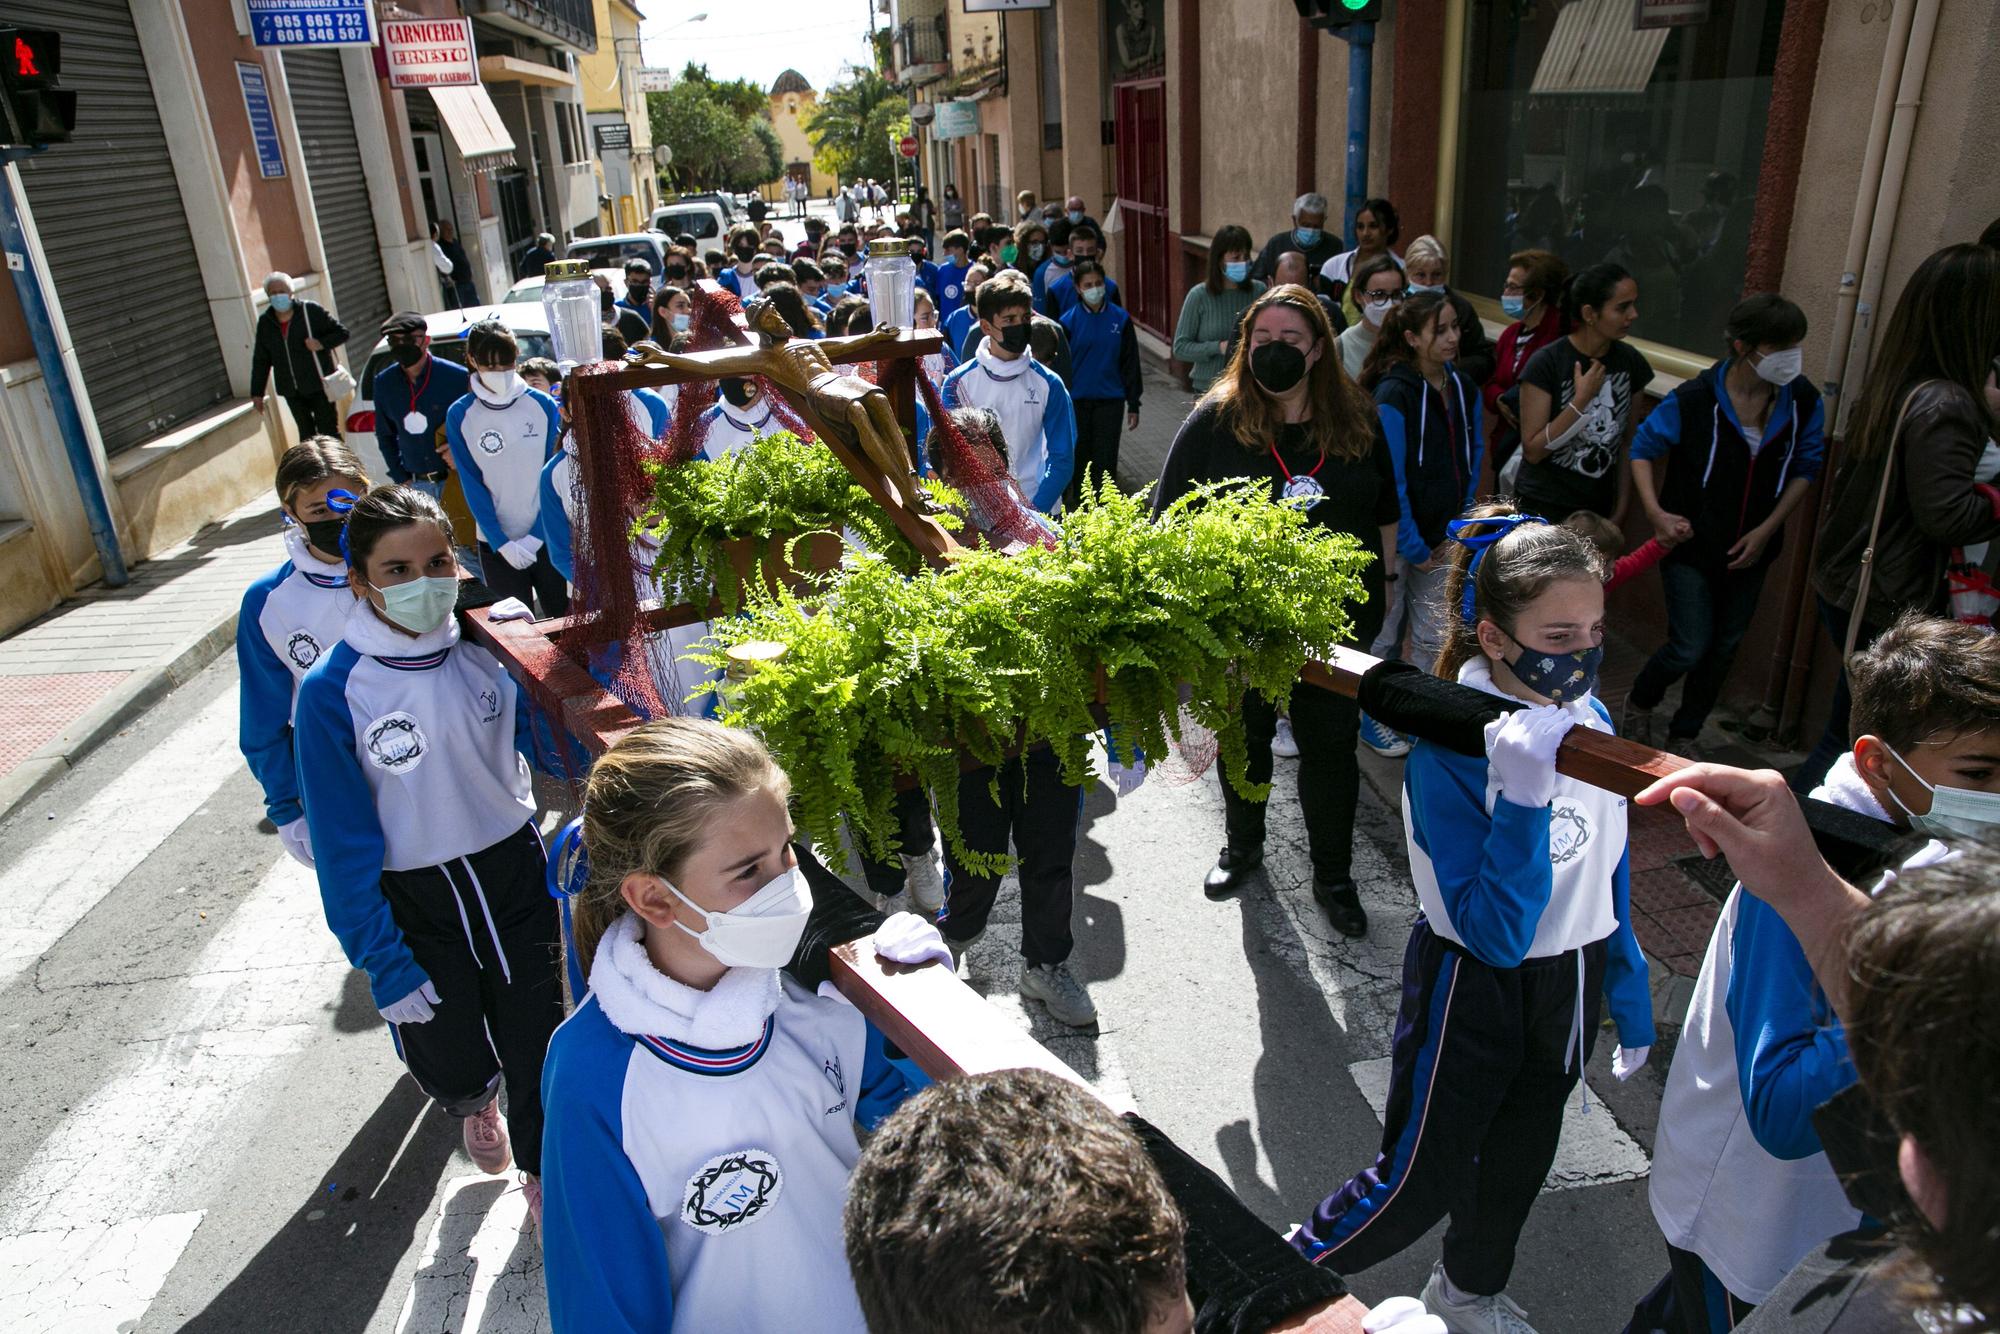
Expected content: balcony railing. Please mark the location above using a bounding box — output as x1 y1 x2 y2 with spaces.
895 16 949 82
463 0 597 54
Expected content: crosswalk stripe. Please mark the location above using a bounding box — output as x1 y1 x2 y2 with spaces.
0 856 345 1238
1347 1056 1651 1192
0 1211 204 1334
394 1176 545 1333
0 688 246 989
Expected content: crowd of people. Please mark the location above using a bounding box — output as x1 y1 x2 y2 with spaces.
230 182 2000 1333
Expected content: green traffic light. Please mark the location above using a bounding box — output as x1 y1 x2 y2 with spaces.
1340 0 1369 8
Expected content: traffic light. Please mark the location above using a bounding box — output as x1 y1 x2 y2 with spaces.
1291 0 1383 28
0 29 76 148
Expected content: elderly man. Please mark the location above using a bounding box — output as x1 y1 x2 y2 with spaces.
517 231 557 280
1058 193 1099 231
1274 251 1345 332
248 272 350 438
1251 192 1341 286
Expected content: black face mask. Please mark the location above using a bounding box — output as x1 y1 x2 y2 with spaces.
626 282 651 300
1249 341 1308 394
720 377 757 408
299 515 347 559
665 267 689 284
389 342 424 368
839 241 859 256
733 245 757 263
996 322 1032 354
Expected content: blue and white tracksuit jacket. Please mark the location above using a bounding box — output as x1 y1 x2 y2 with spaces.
540 911 927 1333
293 602 535 1008
445 375 561 550
696 394 779 462
939 340 1077 513
1649 754 1948 1304
236 526 354 825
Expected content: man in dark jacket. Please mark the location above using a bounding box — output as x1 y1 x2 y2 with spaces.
249 272 349 438
371 311 470 499
433 220 477 307
517 232 557 280
1249 192 1342 288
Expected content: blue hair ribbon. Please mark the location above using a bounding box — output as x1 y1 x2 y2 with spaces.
325 488 359 566
1445 513 1548 624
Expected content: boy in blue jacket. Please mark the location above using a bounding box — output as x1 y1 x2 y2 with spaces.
1625 295 1824 755
1042 223 1120 319
1647 612 1998 1331
939 271 1076 514
935 228 974 325
1058 260 1140 509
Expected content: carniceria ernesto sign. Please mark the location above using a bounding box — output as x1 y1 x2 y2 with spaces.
382 18 480 89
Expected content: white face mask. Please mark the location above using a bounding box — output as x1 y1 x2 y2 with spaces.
1883 745 2000 841
1752 347 1803 386
476 368 524 400
1362 297 1390 328
664 864 812 969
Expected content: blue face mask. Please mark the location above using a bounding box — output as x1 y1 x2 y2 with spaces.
1223 260 1251 284
270 293 293 314
1407 283 1446 296
1067 209 1084 225
1293 227 1322 248
1500 294 1527 318
672 312 692 333
1505 638 1603 704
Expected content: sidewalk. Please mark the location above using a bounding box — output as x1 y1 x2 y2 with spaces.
0 496 285 820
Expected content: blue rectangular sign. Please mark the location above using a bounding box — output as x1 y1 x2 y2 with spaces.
236 62 287 180
246 0 375 49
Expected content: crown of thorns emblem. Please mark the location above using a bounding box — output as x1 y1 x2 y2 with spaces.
684 1152 780 1231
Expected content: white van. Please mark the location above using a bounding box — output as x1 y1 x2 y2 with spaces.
648 201 728 243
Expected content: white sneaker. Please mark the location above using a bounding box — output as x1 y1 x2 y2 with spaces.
901 851 945 914
1421 1262 1539 1334
946 928 983 973
1020 961 1098 1026
1271 716 1300 759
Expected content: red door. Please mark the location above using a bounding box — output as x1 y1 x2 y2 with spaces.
1114 80 1170 338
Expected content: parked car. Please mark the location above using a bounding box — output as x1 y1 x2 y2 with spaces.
566 232 673 277
502 267 623 304
678 190 744 224
340 303 555 470
647 201 727 243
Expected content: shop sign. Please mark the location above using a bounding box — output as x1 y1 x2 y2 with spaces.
383 18 480 89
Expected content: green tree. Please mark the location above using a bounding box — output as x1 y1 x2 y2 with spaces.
721 119 785 194
803 67 902 185
648 80 739 190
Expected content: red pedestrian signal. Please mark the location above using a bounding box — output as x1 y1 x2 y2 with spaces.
0 29 73 147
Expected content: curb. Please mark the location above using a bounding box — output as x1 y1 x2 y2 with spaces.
0 607 242 823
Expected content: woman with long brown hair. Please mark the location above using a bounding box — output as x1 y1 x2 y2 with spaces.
1154 284 1399 936
1797 242 2000 789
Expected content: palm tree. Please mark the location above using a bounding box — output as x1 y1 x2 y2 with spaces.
804 68 898 184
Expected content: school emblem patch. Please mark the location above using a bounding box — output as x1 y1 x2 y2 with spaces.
477 688 501 723
285 630 323 671
363 712 427 772
476 427 505 455
681 1149 783 1236
1548 803 1592 865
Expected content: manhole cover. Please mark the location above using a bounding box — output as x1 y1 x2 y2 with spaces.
1674 853 1739 904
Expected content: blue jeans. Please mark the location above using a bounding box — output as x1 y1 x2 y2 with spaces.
1628 560 1769 739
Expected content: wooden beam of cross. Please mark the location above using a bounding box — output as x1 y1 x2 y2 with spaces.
566 279 962 566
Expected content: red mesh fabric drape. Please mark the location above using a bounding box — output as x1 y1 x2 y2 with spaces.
914 369 1054 552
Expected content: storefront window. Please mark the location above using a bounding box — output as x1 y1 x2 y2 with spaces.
1449 0 1785 358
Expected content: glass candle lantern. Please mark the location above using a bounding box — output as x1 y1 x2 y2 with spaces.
865 237 916 332
541 259 603 369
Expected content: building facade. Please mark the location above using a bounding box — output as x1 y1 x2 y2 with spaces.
892 0 2000 747
0 0 598 636
581 0 659 234
765 69 835 203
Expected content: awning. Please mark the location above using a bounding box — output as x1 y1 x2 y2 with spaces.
431 84 517 172
477 54 573 88
1529 0 1670 98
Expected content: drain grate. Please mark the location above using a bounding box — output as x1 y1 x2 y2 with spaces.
1674 853 1740 905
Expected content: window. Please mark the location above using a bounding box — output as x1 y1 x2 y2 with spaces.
554 98 584 166
1448 0 1784 359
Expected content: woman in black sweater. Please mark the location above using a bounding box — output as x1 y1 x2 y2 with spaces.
1155 284 1399 937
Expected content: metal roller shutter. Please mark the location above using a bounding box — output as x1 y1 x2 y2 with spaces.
283 49 390 346
2 0 231 454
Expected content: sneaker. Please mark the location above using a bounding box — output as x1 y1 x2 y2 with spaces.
521 1173 542 1228
902 851 946 914
946 927 984 972
1621 698 1656 747
1665 734 1701 761
1271 715 1300 759
1421 1262 1539 1334
1020 961 1098 1027
1359 712 1411 759
463 1099 512 1175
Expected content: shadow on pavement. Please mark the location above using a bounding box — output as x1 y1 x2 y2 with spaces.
177 1077 458 1334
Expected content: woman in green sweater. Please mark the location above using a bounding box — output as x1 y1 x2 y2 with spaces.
1173 225 1265 391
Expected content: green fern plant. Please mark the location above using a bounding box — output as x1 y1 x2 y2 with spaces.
697 477 1371 875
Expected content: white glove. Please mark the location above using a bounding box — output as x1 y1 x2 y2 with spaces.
872 911 952 968
278 817 314 867
379 980 441 1025
1108 755 1148 797
486 596 535 622
1363 1296 1448 1334
498 537 542 571
1612 1045 1651 1081
1483 704 1575 808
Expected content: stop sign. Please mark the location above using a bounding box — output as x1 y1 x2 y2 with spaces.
899 135 918 158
